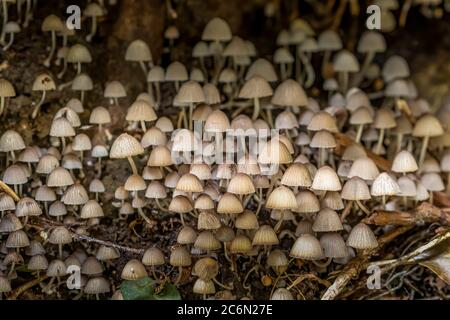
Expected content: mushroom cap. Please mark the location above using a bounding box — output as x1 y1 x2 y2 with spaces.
41 14 64 32
3 164 28 185
382 55 410 82
176 80 205 104
202 17 232 42
281 163 312 187
348 157 380 181
346 223 378 249
227 173 255 195
307 111 338 132
84 2 104 17
126 100 157 122
290 234 324 260
121 259 148 280
67 44 92 63
0 130 25 152
125 40 152 62
252 225 279 246
266 186 297 210
49 117 75 137
245 58 278 82
72 73 93 91
273 47 294 64
165 61 188 82
412 114 444 137
312 208 343 232
320 233 348 258
192 41 210 57
0 79 16 97
318 29 342 51
333 50 360 72
271 288 294 300
32 73 56 91
349 106 373 125
104 81 126 98
311 166 342 191
110 133 144 158
217 192 243 214
392 150 418 173
341 176 371 200
239 75 273 99
4 21 20 33
357 31 386 53
271 79 308 107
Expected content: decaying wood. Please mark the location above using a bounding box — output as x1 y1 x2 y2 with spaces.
363 202 450 226
7 276 49 300
321 225 414 300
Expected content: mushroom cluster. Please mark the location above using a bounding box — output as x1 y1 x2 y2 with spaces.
0 0 449 301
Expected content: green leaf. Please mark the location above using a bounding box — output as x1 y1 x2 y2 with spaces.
153 283 181 300
120 277 181 300
121 277 154 300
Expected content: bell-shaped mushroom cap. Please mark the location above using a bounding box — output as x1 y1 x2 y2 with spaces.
0 79 16 97
165 61 188 82
397 175 417 197
373 108 396 129
275 110 298 130
235 210 259 230
310 130 336 149
312 166 341 191
176 173 203 193
104 81 126 98
170 246 192 266
258 139 292 164
392 150 418 173
357 31 386 53
440 152 450 172
147 65 165 83
35 185 57 202
145 181 167 199
62 184 89 205
239 75 273 99
0 130 25 152
348 157 379 181
320 233 348 258
169 195 193 213
81 257 104 276
204 109 230 133
290 234 324 260
47 166 74 187
72 73 93 91
245 58 278 82
230 235 253 253
49 226 72 244
202 17 232 42
91 145 108 158
202 83 221 105
194 231 221 251
273 47 294 64
227 173 255 195
0 195 16 213
141 127 167 148
49 117 75 138
317 29 342 51
177 226 197 245
47 259 67 277
125 40 152 62
124 174 146 192
266 186 297 210
89 106 111 125
176 80 205 104
6 229 30 248
67 44 92 63
121 259 148 280
28 254 49 271
370 172 400 196
271 79 307 107
126 100 157 122
271 288 294 300
32 73 56 91
333 50 360 72
142 247 164 266
96 245 120 261
15 197 42 217
222 36 249 56
217 193 243 214
148 146 172 167
385 79 412 98
312 208 343 232
421 173 445 191
382 55 410 82
281 163 312 187
350 106 373 125
41 14 64 32
252 225 279 246
193 278 215 295
307 111 338 132
3 164 28 185
341 177 371 200
110 133 144 158
412 114 444 137
192 41 209 57
84 277 110 295
172 129 200 152
347 223 378 249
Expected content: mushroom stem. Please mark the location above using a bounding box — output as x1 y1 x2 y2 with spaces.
137 207 152 225
312 257 332 268
127 156 138 175
339 71 349 94
24 0 32 27
155 82 161 105
58 243 63 259
44 31 57 67
321 51 331 78
356 200 371 215
341 200 353 222
32 90 46 119
188 102 194 130
61 137 66 152
355 124 364 143
155 198 169 212
251 97 260 121
80 90 85 104
418 135 429 168
174 266 183 285
213 277 233 290
0 97 5 116
140 120 147 132
3 32 14 51
86 17 97 42
0 1 8 44
77 62 82 75
139 61 148 77
57 59 68 79
396 133 404 153
375 128 385 155
399 0 413 27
